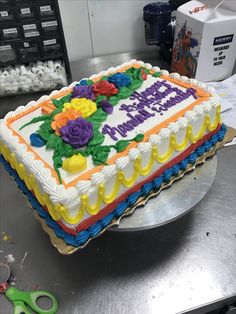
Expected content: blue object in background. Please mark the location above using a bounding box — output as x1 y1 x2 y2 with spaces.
143 2 172 45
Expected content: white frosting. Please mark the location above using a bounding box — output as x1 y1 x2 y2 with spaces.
188 78 198 85
116 156 130 170
160 69 169 75
144 63 152 69
137 142 152 154
170 72 181 80
180 75 188 82
168 122 180 134
177 117 188 129
202 101 213 113
0 59 219 216
76 181 91 195
153 66 160 72
91 172 105 186
101 165 117 178
128 148 141 161
159 128 171 139
149 134 161 145
185 110 198 122
193 105 204 116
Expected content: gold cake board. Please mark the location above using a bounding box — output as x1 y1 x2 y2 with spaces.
29 127 236 255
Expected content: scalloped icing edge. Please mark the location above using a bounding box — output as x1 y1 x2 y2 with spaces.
0 125 227 252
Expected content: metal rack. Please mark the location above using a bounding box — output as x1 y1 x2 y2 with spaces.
0 0 71 96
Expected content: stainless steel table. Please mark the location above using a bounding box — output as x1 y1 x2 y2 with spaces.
0 52 236 314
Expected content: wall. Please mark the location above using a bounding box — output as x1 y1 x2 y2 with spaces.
58 0 157 61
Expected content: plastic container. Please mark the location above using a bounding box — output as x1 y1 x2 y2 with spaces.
0 6 15 23
37 3 56 18
17 39 41 62
1 25 20 40
40 19 58 35
17 5 36 20
143 2 172 45
0 43 17 64
22 22 40 38
41 37 63 57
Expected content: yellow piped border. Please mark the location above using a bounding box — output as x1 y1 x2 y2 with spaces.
0 105 220 226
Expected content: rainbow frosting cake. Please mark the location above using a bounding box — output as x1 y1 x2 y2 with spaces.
0 60 226 248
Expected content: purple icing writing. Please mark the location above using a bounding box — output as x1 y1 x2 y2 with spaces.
102 79 198 141
102 109 155 141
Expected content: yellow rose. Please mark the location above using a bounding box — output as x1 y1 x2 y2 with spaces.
63 98 96 118
62 154 87 174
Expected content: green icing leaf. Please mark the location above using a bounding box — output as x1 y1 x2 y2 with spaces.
68 149 87 158
138 68 144 80
125 67 143 81
60 93 72 104
19 115 52 130
89 108 107 122
133 133 144 142
37 121 53 141
85 146 111 165
53 155 62 168
101 76 108 81
92 148 110 165
108 96 119 106
112 134 144 153
50 106 64 117
92 153 108 165
61 143 74 157
51 93 72 108
86 116 101 131
129 79 143 91
87 79 93 85
52 98 62 108
118 87 133 99
95 95 106 104
53 153 63 184
92 121 102 130
88 130 105 147
133 68 141 79
114 140 130 152
142 67 150 74
46 133 61 150
153 71 161 77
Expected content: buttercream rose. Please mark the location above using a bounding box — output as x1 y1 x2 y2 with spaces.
108 72 131 88
72 85 95 100
42 102 56 115
93 80 118 97
51 108 81 135
63 98 97 118
61 117 93 148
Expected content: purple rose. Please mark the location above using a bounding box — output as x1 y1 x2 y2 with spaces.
61 118 93 148
72 85 95 100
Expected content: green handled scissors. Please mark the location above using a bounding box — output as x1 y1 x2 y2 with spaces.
0 262 58 314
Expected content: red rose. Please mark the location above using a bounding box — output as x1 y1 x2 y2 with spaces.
93 80 118 97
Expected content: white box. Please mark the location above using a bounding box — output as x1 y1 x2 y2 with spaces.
171 0 236 82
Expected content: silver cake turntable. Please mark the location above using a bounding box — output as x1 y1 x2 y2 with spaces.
111 155 217 231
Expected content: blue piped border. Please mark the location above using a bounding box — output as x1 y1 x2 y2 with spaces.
0 125 226 247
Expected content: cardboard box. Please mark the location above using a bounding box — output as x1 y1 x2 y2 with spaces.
171 0 236 82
